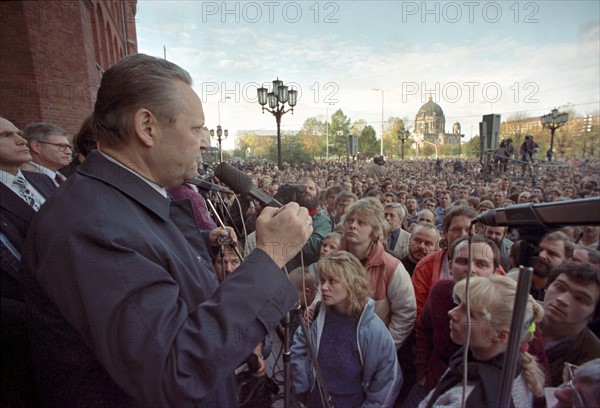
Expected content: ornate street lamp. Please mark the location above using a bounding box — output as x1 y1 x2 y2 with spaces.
210 125 228 163
257 78 298 169
397 129 410 160
372 88 384 156
540 107 568 161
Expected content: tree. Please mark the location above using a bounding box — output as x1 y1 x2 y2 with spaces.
359 125 378 158
267 132 312 164
383 116 413 159
462 136 481 158
237 133 274 159
329 109 352 160
295 117 325 159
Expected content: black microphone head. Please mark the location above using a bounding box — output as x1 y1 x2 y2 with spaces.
214 163 252 195
472 208 498 226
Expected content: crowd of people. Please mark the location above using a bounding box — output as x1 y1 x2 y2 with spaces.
1 52 599 407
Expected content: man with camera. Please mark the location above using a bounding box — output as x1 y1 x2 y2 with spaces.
284 177 332 271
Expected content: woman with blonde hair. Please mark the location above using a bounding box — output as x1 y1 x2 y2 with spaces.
291 251 401 407
419 275 545 407
339 198 416 349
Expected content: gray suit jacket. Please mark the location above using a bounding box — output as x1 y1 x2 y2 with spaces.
391 228 411 259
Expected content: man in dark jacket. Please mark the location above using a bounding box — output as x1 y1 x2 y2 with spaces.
1 117 57 407
20 54 313 407
542 262 600 387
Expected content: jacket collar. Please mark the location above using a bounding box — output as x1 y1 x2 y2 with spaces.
77 151 171 221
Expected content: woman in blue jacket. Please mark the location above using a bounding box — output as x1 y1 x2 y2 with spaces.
291 251 402 407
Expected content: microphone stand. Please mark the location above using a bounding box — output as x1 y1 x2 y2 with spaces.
204 195 243 262
278 305 333 408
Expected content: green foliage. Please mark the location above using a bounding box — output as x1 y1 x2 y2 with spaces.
296 117 325 158
359 125 378 158
329 109 352 159
267 134 313 164
463 137 481 158
237 133 274 159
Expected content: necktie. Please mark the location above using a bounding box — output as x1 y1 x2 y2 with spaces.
12 175 41 211
55 173 64 185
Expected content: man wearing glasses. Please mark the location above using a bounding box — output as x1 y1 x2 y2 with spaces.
21 122 72 186
551 359 600 408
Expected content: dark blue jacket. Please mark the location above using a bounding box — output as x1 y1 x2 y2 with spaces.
21 151 297 407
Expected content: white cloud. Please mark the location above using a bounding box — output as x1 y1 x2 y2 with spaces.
135 1 599 147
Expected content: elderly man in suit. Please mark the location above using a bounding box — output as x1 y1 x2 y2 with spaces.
19 54 312 407
0 117 57 406
384 202 410 259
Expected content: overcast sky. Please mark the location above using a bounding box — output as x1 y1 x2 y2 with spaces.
135 1 600 150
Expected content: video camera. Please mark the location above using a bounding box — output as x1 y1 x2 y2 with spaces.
274 183 306 205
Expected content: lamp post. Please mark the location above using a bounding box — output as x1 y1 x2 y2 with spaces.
257 78 298 169
372 88 384 156
397 129 410 160
458 134 465 157
217 95 231 126
540 107 568 161
209 125 228 163
325 103 334 161
582 114 592 157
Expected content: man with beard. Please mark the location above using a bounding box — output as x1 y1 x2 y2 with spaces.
529 231 574 301
286 177 332 270
484 225 513 271
401 222 439 276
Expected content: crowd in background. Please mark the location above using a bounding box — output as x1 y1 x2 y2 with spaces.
3 107 599 406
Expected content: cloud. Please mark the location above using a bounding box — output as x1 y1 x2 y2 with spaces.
135 1 599 144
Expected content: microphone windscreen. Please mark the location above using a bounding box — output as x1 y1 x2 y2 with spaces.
214 163 252 195
473 209 498 226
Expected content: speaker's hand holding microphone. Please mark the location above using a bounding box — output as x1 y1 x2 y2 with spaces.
255 202 313 269
213 162 313 268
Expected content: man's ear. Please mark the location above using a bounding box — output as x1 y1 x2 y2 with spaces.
132 108 159 147
29 140 42 155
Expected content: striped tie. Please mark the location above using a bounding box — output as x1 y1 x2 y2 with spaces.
12 175 41 211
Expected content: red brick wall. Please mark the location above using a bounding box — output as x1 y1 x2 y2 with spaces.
0 1 137 139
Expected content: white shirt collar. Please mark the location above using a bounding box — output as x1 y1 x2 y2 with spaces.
29 162 57 179
0 169 26 189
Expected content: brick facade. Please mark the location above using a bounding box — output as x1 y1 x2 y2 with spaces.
0 1 137 138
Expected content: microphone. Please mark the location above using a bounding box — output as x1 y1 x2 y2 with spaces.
186 177 233 194
472 197 600 228
214 163 282 208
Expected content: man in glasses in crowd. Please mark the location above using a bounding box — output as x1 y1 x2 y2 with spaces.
21 123 72 186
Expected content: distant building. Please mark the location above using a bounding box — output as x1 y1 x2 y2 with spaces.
412 96 463 146
1 0 138 137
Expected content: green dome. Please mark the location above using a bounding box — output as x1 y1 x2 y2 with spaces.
417 96 445 118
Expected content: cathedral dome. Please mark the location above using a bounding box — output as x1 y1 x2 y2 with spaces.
417 96 445 119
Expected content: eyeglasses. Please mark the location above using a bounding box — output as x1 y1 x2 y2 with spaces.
37 141 73 152
561 362 585 408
